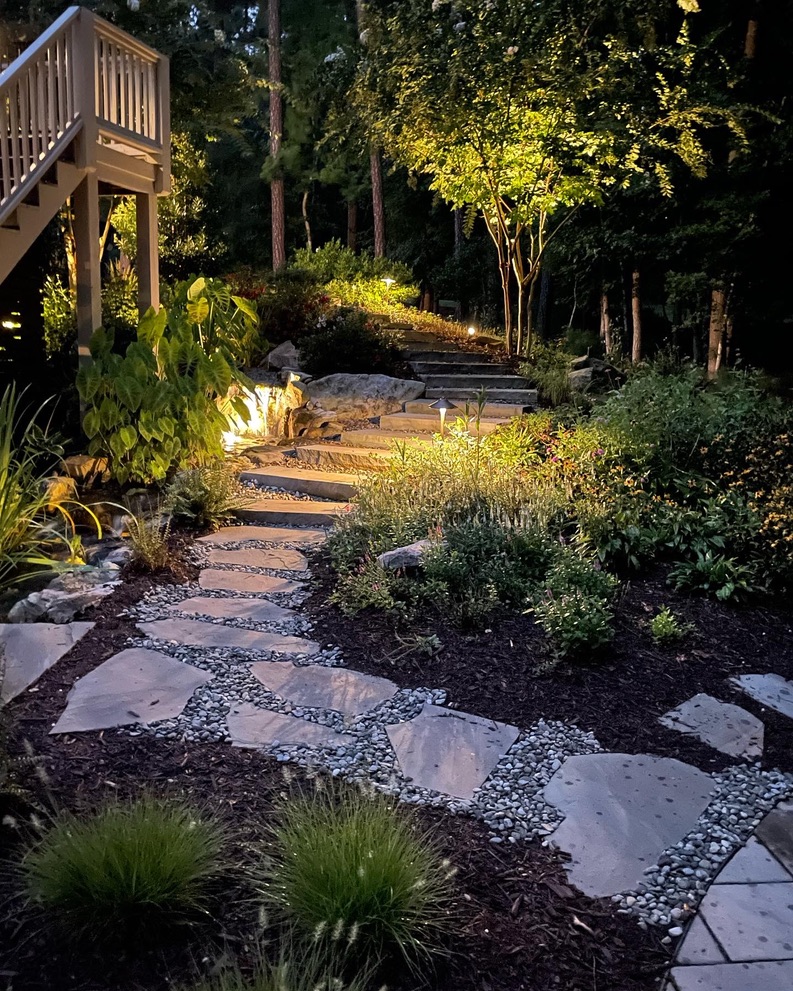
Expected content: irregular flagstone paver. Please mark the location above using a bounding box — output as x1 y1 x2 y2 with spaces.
198 568 304 595
543 753 713 897
714 836 792 884
206 547 308 571
137 618 319 655
731 673 793 720
197 525 326 547
659 693 764 759
50 647 211 734
0 622 94 702
166 595 298 626
671 961 793 991
676 915 727 966
697 881 793 961
385 703 519 801
226 702 350 749
249 662 397 717
756 800 793 874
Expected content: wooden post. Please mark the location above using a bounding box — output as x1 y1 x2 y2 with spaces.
136 191 159 314
73 173 101 366
74 9 98 171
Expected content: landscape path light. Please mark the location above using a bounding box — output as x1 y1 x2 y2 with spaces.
428 396 458 437
467 325 476 337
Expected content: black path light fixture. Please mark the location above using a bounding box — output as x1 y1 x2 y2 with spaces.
428 396 458 437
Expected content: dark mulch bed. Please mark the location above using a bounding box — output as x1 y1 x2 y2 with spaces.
305 553 793 775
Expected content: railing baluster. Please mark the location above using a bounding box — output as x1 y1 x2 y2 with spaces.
37 59 47 158
0 98 11 202
118 47 127 130
47 43 56 147
101 39 110 123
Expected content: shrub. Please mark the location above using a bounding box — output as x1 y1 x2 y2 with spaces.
189 946 370 991
330 558 406 616
520 340 573 406
668 551 763 602
298 308 403 378
230 270 329 350
124 511 172 572
23 797 225 942
166 459 253 530
650 606 692 644
262 787 453 969
533 587 615 660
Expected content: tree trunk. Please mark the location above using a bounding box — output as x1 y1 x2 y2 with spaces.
454 207 463 258
370 148 385 257
301 190 312 251
631 268 642 364
268 0 286 272
347 200 358 252
536 267 551 340
600 289 613 354
707 285 727 379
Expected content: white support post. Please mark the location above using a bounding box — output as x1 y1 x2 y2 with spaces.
74 173 102 367
136 191 159 314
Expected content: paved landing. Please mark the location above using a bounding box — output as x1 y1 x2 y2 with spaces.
0 622 94 702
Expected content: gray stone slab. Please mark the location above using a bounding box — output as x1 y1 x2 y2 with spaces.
197 525 326 547
198 569 304 594
0 622 94 702
659 693 764 759
543 753 713 898
205 547 308 571
699 882 793 961
731 674 793 720
249 662 397 717
671 961 793 990
676 915 727 965
166 596 297 626
756 801 793 876
50 647 211 734
226 702 349 749
137 618 319 656
715 837 792 884
385 704 519 801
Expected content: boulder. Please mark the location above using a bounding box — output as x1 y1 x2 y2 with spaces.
266 340 299 370
278 367 312 385
61 454 110 485
377 539 436 570
568 357 625 393
307 374 426 417
9 577 121 623
569 367 594 391
284 405 343 441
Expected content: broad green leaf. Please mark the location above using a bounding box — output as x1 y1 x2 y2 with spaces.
137 307 168 348
187 277 206 301
82 408 102 439
186 296 210 324
115 375 145 411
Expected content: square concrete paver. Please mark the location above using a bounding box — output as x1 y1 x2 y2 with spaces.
166 596 297 626
659 693 764 759
676 915 727 965
385 704 519 801
714 837 792 884
206 547 308 571
50 647 211 733
699 882 793 961
249 662 397 717
0 622 94 701
197 525 326 547
731 674 793 720
671 961 793 990
198 569 304 594
226 702 349 749
543 753 713 898
137 618 319 656
756 801 793 876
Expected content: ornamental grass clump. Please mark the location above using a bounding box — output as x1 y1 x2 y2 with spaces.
189 944 372 991
261 787 454 971
22 797 226 943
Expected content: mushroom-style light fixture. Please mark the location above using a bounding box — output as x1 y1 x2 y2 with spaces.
382 276 395 289
428 396 458 437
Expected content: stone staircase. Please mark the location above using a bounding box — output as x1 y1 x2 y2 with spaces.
235 325 537 527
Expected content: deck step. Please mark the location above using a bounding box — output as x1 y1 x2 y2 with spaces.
234 498 349 527
403 398 529 417
292 444 392 471
420 373 533 391
410 361 512 376
240 466 359 501
425 386 539 405
379 412 509 434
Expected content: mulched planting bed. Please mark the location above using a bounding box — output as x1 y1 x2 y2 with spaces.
305 553 793 775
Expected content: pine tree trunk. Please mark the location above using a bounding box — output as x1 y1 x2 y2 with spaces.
301 190 312 251
454 207 463 258
707 285 727 379
347 200 358 251
268 0 286 272
600 289 613 354
370 148 385 257
536 267 551 340
631 268 642 364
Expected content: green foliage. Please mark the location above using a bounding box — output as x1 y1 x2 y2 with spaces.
298 308 403 378
123 511 172 573
650 606 692 644
261 786 453 969
23 797 225 943
330 558 405 617
229 270 328 350
668 551 762 602
520 341 574 406
41 275 75 360
189 947 370 991
165 276 260 368
166 459 252 530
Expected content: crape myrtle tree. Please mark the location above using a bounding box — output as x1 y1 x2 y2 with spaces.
353 0 745 355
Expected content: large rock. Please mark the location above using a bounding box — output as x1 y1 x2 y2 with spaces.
377 539 435 570
61 454 110 485
8 565 122 623
306 374 426 417
284 405 343 440
267 340 299 370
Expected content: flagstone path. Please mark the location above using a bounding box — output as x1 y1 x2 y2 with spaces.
5 515 793 991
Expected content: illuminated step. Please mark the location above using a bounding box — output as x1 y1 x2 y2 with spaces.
410 361 512 376
378 412 510 434
403 398 530 417
234 498 350 527
240 467 359 501
293 444 392 471
425 386 538 405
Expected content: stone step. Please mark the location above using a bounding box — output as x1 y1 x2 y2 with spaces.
342 429 433 450
410 361 512 376
234 498 349 527
403 398 529 417
402 349 484 363
425 386 538 405
240 466 359 501
292 444 392 471
421 373 533 391
379 412 510 434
